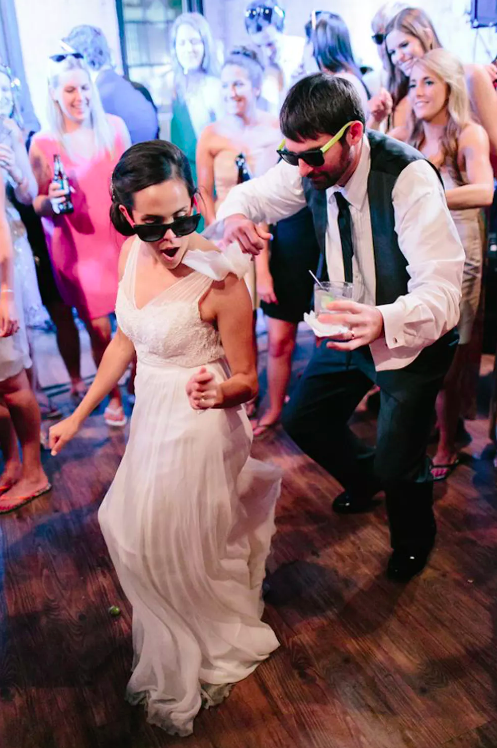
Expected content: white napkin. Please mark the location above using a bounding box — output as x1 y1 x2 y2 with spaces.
182 220 251 281
303 311 350 338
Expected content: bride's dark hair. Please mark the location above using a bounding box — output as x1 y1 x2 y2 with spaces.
110 140 196 236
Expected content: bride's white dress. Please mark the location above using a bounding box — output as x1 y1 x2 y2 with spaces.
98 237 281 736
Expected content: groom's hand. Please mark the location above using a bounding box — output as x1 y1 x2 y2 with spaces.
321 300 384 351
223 214 272 256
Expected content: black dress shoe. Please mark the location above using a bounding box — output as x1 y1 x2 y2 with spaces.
332 491 378 514
387 547 432 582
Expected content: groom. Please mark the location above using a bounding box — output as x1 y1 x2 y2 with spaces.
217 73 465 581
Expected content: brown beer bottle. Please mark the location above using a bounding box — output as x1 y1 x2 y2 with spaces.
53 154 74 214
235 153 252 184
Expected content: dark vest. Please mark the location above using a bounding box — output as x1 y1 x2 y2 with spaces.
303 130 441 306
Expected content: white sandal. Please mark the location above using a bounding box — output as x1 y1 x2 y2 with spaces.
104 406 128 428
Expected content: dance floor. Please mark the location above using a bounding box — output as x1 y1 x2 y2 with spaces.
1 322 497 748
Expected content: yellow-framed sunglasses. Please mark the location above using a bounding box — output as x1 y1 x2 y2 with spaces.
277 121 355 167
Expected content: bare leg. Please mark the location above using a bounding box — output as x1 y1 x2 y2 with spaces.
25 329 61 418
0 396 21 488
83 315 123 422
432 345 466 479
0 369 49 506
253 318 298 436
45 300 84 396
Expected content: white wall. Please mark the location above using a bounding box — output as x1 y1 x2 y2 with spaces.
204 0 496 71
15 0 122 130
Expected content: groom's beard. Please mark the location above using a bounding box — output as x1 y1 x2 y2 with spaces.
306 143 352 191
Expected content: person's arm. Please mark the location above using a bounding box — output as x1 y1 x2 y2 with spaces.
376 159 465 352
255 231 277 304
186 274 258 410
465 64 497 159
444 124 494 209
217 160 307 254
29 139 67 217
367 87 393 130
196 127 217 225
49 240 136 455
0 120 38 204
0 171 19 337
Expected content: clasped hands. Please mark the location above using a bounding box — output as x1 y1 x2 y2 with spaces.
186 367 222 410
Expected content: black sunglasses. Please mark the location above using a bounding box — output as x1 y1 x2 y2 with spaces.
371 33 385 45
133 213 201 243
277 122 353 167
50 52 85 62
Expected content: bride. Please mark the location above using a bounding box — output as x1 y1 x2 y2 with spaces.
49 140 281 736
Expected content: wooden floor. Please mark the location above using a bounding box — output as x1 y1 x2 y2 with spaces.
1 324 497 748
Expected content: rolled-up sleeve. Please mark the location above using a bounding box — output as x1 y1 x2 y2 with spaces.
376 160 464 351
216 160 307 225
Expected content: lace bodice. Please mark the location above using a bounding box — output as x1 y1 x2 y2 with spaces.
116 238 224 368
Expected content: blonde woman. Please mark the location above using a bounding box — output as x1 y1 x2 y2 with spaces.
392 49 494 479
29 53 130 425
383 7 497 164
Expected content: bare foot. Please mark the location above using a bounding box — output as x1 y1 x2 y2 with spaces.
0 472 51 511
252 412 281 438
0 462 22 491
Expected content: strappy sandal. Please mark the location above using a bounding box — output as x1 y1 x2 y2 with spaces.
104 406 128 428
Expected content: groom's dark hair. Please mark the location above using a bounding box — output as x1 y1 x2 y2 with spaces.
280 73 365 142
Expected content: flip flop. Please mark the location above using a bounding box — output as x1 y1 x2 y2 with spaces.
0 480 16 494
430 458 460 482
0 483 52 515
104 406 128 428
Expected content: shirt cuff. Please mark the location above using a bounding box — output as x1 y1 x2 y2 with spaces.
376 302 407 349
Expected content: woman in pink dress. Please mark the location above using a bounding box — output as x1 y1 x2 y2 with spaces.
30 52 130 425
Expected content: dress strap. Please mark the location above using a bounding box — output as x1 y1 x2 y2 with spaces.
165 271 213 304
120 236 141 299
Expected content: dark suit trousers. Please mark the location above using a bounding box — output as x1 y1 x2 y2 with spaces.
282 332 458 551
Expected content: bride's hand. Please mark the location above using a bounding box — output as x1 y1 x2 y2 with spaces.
49 415 81 455
186 367 222 410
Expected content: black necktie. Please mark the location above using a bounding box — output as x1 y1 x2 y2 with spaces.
335 192 354 283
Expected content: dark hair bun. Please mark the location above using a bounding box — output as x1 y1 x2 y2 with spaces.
109 200 134 236
109 140 196 237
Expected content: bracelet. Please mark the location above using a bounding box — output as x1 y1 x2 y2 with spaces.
1 289 14 294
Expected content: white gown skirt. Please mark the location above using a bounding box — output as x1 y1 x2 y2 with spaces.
98 357 281 736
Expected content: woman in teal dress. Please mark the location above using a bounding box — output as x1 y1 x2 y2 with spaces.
169 12 223 185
